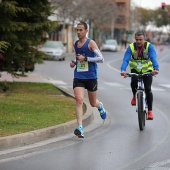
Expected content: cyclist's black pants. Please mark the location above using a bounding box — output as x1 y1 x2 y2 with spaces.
130 70 153 111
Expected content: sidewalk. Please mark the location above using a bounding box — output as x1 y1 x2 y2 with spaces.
0 72 95 151
0 72 47 83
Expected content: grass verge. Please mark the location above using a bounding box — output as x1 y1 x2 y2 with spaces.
0 82 79 137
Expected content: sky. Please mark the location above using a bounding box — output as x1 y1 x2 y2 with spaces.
134 0 170 9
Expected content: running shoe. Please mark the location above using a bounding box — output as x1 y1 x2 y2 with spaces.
148 110 154 120
98 102 107 120
74 127 84 138
131 96 136 106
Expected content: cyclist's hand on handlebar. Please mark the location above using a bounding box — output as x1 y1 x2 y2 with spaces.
152 70 159 76
120 71 127 78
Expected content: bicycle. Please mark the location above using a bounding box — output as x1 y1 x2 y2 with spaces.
127 72 153 131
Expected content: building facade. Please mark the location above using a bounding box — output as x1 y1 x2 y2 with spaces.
114 0 131 30
48 0 131 51
94 0 131 44
114 0 131 44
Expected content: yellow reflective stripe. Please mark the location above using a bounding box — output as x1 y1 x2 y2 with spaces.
129 63 153 68
130 59 151 64
129 61 153 70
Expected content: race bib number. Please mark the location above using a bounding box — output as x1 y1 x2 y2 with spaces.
137 62 142 69
77 61 88 72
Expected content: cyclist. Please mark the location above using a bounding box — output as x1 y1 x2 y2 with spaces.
120 30 159 120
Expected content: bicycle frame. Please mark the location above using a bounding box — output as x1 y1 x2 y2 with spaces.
127 72 152 130
136 74 147 114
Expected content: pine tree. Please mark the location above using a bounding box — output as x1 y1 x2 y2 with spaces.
0 0 57 74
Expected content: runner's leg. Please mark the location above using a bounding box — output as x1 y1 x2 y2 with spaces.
74 87 85 125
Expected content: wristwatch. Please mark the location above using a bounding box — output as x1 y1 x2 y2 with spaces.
84 56 87 61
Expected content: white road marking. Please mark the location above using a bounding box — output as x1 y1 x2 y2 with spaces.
118 106 170 170
147 158 170 168
104 82 125 87
104 82 165 92
159 84 170 88
107 60 121 73
151 87 165 91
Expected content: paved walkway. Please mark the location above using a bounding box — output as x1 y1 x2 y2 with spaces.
0 72 47 83
0 72 96 151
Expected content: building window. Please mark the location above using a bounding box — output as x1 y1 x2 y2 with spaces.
116 15 126 24
117 3 125 10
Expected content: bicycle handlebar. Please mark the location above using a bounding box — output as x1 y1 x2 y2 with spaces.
126 72 153 78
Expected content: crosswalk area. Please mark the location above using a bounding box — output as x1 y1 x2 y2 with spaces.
46 78 170 93
45 78 72 91
103 82 170 92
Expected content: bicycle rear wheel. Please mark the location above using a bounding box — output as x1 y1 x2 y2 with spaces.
137 92 145 130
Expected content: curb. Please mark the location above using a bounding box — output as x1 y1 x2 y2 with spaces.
0 75 94 151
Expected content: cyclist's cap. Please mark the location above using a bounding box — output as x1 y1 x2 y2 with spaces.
135 30 146 37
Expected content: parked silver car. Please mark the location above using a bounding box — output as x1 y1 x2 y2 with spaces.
101 39 118 52
39 41 66 61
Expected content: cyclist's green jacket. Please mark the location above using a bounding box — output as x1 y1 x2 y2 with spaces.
129 42 153 73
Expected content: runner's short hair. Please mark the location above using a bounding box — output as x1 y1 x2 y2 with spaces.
77 21 88 30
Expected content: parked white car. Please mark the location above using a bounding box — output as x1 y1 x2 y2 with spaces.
39 41 66 61
101 39 118 52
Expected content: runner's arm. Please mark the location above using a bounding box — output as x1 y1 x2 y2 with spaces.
86 49 104 63
86 40 104 63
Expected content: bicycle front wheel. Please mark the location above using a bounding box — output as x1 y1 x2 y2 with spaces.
137 92 145 131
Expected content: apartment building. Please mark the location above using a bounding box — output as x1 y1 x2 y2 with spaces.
114 0 131 30
113 0 131 43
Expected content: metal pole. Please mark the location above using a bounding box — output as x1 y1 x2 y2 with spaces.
111 17 114 39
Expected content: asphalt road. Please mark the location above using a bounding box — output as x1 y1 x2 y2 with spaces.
0 45 170 170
